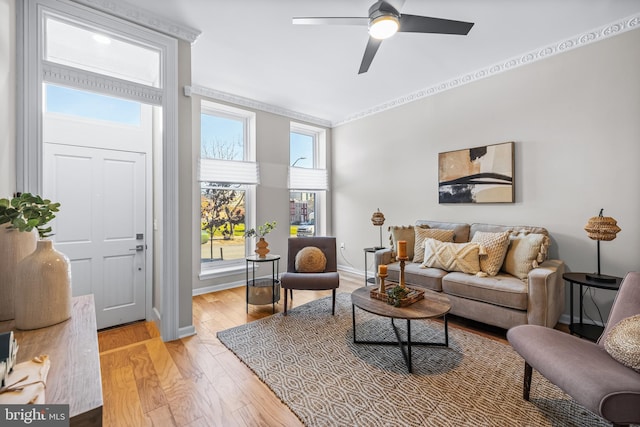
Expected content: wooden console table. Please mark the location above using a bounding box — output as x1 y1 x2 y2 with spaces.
0 295 103 426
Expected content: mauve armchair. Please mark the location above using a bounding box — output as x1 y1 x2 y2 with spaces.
507 271 640 426
280 237 340 316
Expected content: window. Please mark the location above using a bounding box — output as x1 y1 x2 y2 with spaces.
289 123 327 237
200 101 257 273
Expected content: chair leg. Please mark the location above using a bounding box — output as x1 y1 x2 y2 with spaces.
284 288 288 316
332 289 336 315
523 362 532 401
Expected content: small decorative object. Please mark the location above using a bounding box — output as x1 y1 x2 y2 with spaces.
370 208 385 249
370 283 425 307
439 141 514 203
377 264 388 293
396 243 409 288
0 331 18 387
584 209 621 283
245 221 277 258
0 193 60 321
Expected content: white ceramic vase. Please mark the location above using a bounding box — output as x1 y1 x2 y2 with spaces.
15 239 72 330
0 224 37 321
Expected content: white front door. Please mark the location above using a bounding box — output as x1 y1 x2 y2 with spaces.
43 143 147 329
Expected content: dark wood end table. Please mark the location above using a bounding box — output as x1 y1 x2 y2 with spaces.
351 285 451 373
563 272 622 342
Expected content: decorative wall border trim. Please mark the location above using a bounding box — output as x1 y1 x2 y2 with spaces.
71 0 201 43
333 13 640 127
185 85 333 128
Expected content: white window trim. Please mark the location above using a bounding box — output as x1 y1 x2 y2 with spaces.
289 122 328 237
199 101 257 274
17 0 181 341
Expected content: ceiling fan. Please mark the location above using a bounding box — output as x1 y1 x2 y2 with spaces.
293 0 474 74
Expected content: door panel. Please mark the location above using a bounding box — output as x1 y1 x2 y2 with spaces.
43 143 146 329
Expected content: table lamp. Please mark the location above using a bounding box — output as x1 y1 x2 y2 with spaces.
584 208 621 283
370 209 385 249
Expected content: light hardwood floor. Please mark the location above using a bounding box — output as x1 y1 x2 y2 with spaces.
97 272 530 426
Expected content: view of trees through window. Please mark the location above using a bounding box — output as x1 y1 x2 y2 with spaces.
200 113 247 265
290 130 317 237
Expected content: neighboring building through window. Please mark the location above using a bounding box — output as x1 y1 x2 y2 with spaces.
200 101 257 273
289 123 327 237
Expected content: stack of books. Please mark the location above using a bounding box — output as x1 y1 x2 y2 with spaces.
0 331 18 387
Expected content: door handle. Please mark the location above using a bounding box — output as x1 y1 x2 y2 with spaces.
129 245 144 252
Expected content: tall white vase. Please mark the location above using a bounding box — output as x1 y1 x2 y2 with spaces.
0 224 37 320
15 239 72 330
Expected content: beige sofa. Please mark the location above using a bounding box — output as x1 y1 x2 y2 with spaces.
375 220 565 330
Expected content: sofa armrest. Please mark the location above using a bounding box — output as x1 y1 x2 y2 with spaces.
526 259 565 327
374 248 394 268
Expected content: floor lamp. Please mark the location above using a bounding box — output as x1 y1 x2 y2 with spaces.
584 208 621 283
371 209 385 249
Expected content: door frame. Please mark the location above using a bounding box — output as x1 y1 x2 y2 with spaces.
17 0 181 340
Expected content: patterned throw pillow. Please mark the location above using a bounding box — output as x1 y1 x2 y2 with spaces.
421 239 481 274
295 246 327 272
388 225 415 260
414 228 455 264
502 231 550 280
604 314 640 372
471 231 511 276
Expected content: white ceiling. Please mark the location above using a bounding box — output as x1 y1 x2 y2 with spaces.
127 0 640 125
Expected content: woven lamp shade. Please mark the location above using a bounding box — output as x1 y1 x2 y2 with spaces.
584 215 621 241
371 209 385 226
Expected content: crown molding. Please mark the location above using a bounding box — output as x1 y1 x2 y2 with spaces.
333 13 640 127
71 0 201 43
185 85 332 128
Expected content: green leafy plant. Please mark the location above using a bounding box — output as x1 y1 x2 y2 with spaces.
244 221 277 238
0 193 61 238
386 285 409 307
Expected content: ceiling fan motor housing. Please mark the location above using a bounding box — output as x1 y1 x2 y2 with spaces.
369 1 400 21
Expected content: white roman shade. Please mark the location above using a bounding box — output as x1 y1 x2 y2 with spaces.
200 158 260 184
288 167 328 191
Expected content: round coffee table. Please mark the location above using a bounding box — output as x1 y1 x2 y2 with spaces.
351 285 451 373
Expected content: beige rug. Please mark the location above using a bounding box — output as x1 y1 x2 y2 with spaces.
217 293 608 427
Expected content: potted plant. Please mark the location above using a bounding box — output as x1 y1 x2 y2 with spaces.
0 193 71 329
245 221 276 258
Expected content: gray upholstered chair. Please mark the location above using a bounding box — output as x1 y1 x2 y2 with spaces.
280 237 339 316
507 272 640 426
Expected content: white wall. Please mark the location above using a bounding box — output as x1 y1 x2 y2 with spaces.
332 28 640 322
0 0 16 198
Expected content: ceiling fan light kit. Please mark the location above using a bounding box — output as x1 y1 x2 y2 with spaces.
293 0 474 74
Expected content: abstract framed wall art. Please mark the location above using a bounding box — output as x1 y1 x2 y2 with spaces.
438 141 514 203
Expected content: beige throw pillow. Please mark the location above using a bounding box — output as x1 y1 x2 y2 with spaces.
295 246 327 273
471 231 511 276
604 315 640 372
414 228 455 264
502 232 550 280
421 239 481 274
388 225 415 260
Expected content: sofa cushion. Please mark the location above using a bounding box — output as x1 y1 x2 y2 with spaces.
415 220 470 243
443 272 528 310
502 231 550 279
421 239 481 274
471 231 511 276
388 225 415 261
386 262 445 292
413 228 455 264
604 314 640 372
295 246 327 272
470 223 549 239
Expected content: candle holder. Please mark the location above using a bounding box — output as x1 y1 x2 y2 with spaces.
396 256 409 288
377 273 388 294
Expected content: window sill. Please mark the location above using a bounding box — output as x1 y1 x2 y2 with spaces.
199 263 245 281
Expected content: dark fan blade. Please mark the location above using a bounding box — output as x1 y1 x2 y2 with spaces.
358 37 383 74
292 17 368 26
399 15 474 35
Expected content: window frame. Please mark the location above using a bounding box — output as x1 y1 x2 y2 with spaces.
199 100 256 277
289 122 327 238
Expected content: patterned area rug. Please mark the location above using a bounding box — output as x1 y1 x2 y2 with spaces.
217 293 608 427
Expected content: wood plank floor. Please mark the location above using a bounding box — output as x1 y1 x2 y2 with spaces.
97 272 557 426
